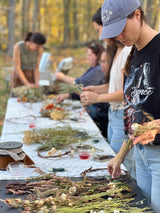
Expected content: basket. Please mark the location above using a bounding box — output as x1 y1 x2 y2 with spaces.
0 142 34 170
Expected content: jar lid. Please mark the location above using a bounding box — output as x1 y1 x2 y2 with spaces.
0 142 23 150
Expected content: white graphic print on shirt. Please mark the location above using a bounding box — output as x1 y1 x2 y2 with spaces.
124 62 154 136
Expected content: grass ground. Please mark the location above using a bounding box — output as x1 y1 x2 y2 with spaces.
0 47 89 135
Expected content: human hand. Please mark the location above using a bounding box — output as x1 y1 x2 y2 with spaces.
80 91 98 105
131 120 160 145
56 93 69 104
82 86 98 93
107 156 122 179
54 72 65 81
34 83 39 88
26 82 37 88
131 129 158 145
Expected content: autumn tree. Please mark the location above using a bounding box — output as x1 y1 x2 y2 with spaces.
63 0 71 47
22 0 30 36
7 0 16 56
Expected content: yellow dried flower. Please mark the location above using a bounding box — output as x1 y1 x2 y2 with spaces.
34 200 39 205
70 149 74 157
47 150 53 156
15 198 22 203
50 110 65 120
51 147 57 154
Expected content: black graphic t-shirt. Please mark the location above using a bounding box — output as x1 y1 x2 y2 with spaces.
124 33 160 144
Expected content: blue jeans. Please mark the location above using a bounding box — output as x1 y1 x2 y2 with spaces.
108 108 136 179
108 108 124 153
134 144 160 213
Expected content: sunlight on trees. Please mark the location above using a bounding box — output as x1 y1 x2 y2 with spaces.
0 0 159 53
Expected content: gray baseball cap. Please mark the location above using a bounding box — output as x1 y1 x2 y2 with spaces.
100 0 141 40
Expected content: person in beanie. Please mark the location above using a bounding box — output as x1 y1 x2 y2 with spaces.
11 32 46 88
101 0 160 212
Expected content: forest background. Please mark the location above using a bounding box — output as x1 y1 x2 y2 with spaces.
0 0 160 134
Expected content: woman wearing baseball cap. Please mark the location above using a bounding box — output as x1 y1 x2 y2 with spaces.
102 0 160 212
81 7 135 179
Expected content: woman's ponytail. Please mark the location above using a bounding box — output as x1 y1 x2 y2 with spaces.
124 45 136 76
24 32 33 42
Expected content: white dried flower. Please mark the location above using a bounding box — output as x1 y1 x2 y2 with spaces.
51 205 57 212
107 182 116 189
68 203 73 207
131 123 141 131
69 186 77 195
58 150 62 156
108 197 112 201
60 193 67 201
91 148 95 156
113 210 120 213
70 149 74 157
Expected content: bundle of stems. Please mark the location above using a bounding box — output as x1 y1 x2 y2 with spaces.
116 123 160 164
60 83 83 94
23 125 91 151
12 86 45 102
0 174 153 213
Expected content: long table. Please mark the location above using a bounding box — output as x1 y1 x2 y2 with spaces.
0 97 153 212
0 97 120 179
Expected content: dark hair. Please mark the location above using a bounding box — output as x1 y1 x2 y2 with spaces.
103 45 117 83
111 38 124 48
24 32 46 45
88 43 105 65
124 7 146 76
92 7 102 25
92 8 124 50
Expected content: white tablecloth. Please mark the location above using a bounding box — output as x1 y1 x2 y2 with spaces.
0 98 125 180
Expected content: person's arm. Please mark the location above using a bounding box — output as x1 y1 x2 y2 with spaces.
34 47 43 86
108 119 160 179
56 93 70 104
55 72 75 85
13 44 35 87
83 84 109 94
80 89 123 105
108 141 130 178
